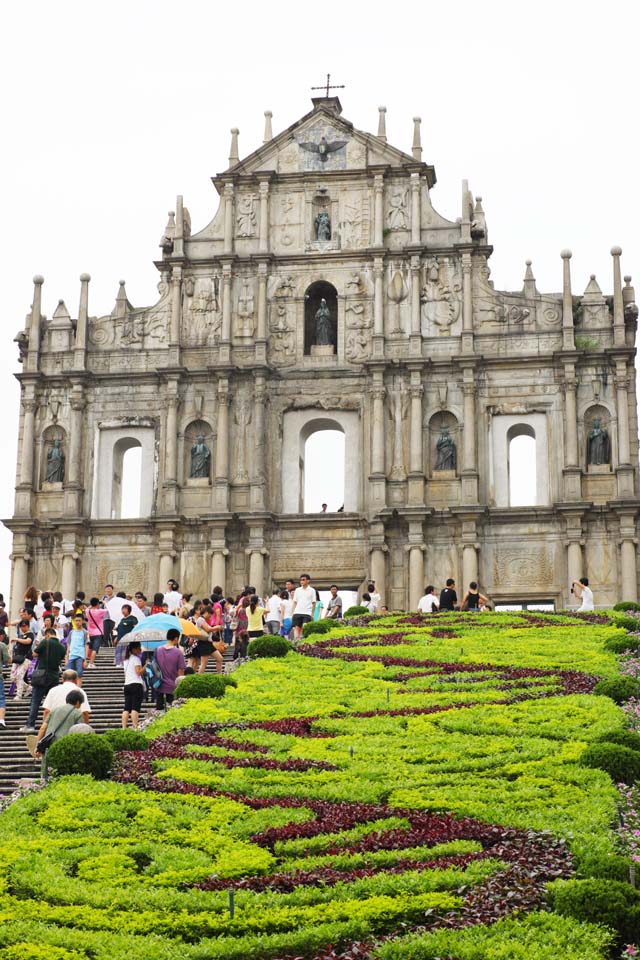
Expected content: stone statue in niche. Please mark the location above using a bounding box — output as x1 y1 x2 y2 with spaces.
269 302 296 365
388 189 408 230
315 210 331 241
184 277 221 345
45 439 65 483
434 427 456 471
587 418 611 465
234 398 252 481
421 258 462 332
315 299 333 346
388 382 409 480
237 280 255 337
236 195 257 237
189 435 211 479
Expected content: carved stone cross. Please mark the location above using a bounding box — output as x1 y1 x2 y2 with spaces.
311 73 345 98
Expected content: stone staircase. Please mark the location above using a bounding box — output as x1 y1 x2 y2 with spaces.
0 644 235 798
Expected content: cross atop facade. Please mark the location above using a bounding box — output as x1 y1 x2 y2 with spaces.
311 73 345 98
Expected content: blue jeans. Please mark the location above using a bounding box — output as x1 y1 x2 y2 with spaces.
67 656 84 677
0 676 6 709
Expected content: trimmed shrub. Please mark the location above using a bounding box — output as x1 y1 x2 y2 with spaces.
579 742 640 784
604 634 640 654
176 674 228 699
343 605 369 618
614 602 640 613
594 728 640 753
593 676 640 703
102 729 148 752
548 878 640 942
612 614 640 633
302 620 334 637
248 635 292 658
47 733 114 780
577 852 633 883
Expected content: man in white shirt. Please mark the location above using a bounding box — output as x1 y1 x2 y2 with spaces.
367 581 381 613
42 670 91 723
291 574 316 639
572 577 594 611
418 586 439 613
265 590 283 635
163 580 183 614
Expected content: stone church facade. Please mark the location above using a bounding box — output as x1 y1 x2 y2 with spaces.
6 95 640 612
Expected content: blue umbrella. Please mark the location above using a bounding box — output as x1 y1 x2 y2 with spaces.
114 614 184 665
130 613 182 634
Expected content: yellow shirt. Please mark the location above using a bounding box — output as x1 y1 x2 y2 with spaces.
247 606 265 632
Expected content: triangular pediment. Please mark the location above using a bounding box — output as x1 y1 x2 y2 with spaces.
219 101 429 180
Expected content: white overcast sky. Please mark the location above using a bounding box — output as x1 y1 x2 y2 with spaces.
0 0 638 596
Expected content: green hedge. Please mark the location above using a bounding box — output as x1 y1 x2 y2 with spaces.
47 734 114 780
343 605 369 618
548 877 640 943
102 729 148 752
176 674 228 699
614 601 640 613
302 620 335 637
579 742 640 784
593 676 640 703
604 635 640 654
248 635 292 658
594 729 640 753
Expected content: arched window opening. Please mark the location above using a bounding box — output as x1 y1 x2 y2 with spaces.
508 426 537 506
112 439 142 519
304 281 338 355
302 425 345 513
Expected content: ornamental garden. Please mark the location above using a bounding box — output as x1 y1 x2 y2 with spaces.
3 608 640 958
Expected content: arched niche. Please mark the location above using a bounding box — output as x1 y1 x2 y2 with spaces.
40 424 67 487
92 423 156 519
183 419 214 483
583 404 613 470
427 411 459 476
304 281 337 355
281 411 360 513
506 423 537 506
300 419 345 513
490 414 549 507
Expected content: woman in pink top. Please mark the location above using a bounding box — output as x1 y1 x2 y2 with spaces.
86 598 107 670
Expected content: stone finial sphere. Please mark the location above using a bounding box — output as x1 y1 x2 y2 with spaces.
231 127 239 134
611 245 623 256
413 116 421 123
379 105 386 112
80 272 91 282
624 275 632 283
33 274 44 284
525 259 532 266
560 249 572 259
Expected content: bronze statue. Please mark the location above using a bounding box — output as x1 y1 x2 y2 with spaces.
435 427 456 471
314 211 331 241
190 435 211 478
587 418 610 465
45 439 65 483
315 299 332 346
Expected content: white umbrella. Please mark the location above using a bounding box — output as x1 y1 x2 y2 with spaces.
105 596 146 626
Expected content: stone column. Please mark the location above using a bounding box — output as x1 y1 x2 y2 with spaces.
410 256 421 356
461 253 473 353
408 543 424 611
371 379 386 475
258 180 270 254
19 394 37 487
616 363 631 465
74 273 90 368
612 246 625 347
211 550 228 591
170 266 182 346
221 267 232 342
461 375 478 504
61 552 77 602
408 374 424 505
373 174 384 247
10 553 29 618
410 172 421 245
621 538 638 602
215 379 230 510
370 542 387 607
26 275 44 374
567 540 583 584
561 249 575 351
158 552 175 589
223 183 234 254
251 375 266 510
462 543 478 590
64 386 86 516
373 257 384 358
164 392 179 483
249 550 265 597
562 369 581 500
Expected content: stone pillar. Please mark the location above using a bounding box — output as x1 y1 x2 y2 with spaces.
10 553 29 618
26 275 44 374
223 183 234 254
19 394 37 488
461 374 478 504
408 543 424 611
373 174 384 247
562 368 581 501
410 172 421 244
221 267 232 342
174 195 184 258
410 255 421 356
258 180 270 254
462 543 478 590
461 253 473 354
612 246 625 347
249 549 265 597
64 386 86 516
74 273 90 368
370 541 387 607
255 263 268 364
369 373 387 512
621 538 638 602
211 550 228 592
170 266 182 346
616 363 631 465
408 373 424 505
164 392 178 483
251 375 266 510
567 540 583 585
215 379 230 510
373 257 384 358
158 552 175 589
561 249 575 351
61 552 77 602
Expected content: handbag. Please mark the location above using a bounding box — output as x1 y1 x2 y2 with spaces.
30 666 48 687
36 705 77 753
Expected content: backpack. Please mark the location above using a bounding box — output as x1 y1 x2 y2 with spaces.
144 654 164 690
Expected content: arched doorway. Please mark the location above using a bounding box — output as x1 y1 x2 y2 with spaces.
302 424 346 513
304 281 337 355
112 438 143 518
507 424 537 506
